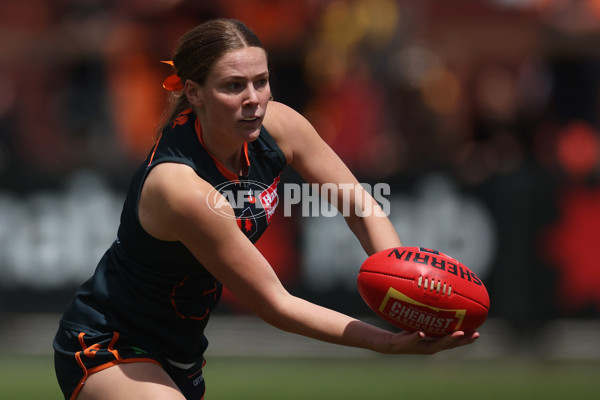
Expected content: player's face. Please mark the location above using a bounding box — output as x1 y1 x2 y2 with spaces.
198 47 271 143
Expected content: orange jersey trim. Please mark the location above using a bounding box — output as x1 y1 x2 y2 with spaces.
149 109 250 181
148 109 194 167
194 117 250 181
147 134 162 166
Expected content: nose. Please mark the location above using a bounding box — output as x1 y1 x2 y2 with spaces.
243 85 259 106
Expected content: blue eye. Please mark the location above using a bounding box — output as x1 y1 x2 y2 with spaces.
226 82 243 91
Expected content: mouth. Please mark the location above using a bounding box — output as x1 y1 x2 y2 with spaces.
240 115 264 128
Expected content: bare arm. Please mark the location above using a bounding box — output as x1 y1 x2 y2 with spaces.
139 162 477 354
263 101 400 255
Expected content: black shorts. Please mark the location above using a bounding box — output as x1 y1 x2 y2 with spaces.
53 326 206 400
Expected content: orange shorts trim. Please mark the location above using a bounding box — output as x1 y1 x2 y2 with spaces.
70 331 162 400
54 327 206 400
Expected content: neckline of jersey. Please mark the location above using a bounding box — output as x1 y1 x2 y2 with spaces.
194 117 250 182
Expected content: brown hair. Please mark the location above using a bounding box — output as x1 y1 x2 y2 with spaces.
159 19 266 133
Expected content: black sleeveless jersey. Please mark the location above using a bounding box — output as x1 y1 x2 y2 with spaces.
58 109 287 363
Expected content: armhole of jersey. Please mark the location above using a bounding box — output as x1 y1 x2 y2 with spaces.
260 125 288 169
134 158 199 242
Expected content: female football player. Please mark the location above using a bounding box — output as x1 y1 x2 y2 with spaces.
54 18 479 400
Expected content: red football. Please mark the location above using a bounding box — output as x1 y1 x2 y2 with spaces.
357 247 489 336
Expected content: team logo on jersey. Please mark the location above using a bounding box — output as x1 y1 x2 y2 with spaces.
236 207 258 239
207 178 280 224
259 176 280 224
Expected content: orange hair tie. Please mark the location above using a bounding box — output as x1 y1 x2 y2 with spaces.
161 60 183 91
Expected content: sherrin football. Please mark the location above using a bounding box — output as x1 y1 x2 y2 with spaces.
357 247 489 336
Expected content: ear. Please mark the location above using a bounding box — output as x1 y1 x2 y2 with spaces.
184 80 204 108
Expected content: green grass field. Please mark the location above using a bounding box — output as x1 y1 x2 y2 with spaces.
1 354 599 399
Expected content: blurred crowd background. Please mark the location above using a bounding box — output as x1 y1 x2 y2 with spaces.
1 0 600 349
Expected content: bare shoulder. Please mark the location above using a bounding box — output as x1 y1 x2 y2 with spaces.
139 162 235 241
262 101 316 165
263 100 306 128
142 162 213 210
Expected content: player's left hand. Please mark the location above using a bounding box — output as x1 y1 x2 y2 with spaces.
387 329 480 355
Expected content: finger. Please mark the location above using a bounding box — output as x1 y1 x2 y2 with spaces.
436 331 466 349
420 331 466 353
444 331 480 349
